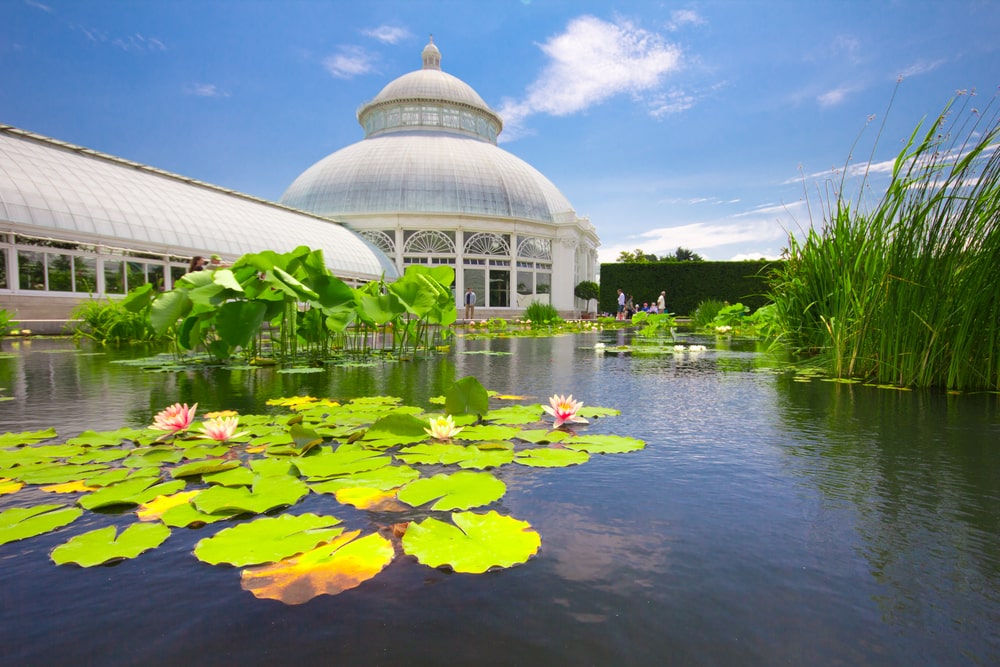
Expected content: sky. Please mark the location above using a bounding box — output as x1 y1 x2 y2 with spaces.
2 0 998 263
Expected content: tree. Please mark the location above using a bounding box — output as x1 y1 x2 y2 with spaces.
616 248 658 263
574 280 600 313
666 246 703 262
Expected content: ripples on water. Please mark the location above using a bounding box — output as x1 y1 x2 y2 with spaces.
0 335 998 666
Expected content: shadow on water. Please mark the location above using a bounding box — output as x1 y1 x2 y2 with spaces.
0 334 998 666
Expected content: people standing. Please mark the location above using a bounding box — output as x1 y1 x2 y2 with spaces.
464 287 477 320
187 256 206 273
657 291 666 313
616 289 625 320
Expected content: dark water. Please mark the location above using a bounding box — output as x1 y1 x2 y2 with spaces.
0 335 997 666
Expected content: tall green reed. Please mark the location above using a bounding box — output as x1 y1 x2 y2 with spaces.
767 89 1000 390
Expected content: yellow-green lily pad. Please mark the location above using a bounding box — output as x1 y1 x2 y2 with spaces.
0 427 57 447
514 448 590 467
194 513 344 567
0 504 83 545
193 474 309 515
309 465 420 494
51 522 171 566
170 458 241 479
291 444 392 480
242 529 394 604
78 477 187 510
401 511 541 573
564 434 646 454
396 471 506 511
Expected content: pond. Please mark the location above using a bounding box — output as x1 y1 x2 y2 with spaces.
0 333 998 666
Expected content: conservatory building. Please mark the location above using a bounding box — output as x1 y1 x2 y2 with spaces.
0 125 397 332
281 37 600 317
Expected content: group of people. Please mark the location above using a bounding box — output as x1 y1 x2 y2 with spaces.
187 254 228 273
616 288 667 320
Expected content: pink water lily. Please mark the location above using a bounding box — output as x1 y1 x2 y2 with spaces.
150 402 197 437
197 416 247 442
424 414 463 441
543 394 589 428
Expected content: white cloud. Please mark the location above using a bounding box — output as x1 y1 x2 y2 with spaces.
362 25 411 44
899 59 946 79
817 86 853 108
497 15 684 140
24 0 53 13
112 33 166 53
186 83 231 98
649 88 695 116
323 46 376 79
666 9 705 31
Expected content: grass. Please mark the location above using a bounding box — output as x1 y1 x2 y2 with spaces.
767 89 1000 390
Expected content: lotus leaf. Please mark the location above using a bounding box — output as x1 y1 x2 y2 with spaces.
202 466 255 487
309 465 420 493
334 487 407 511
401 511 541 573
397 471 506 511
193 474 308 515
453 424 522 442
241 530 394 604
0 427 57 447
78 477 187 510
564 434 646 454
515 429 571 444
291 444 392 480
485 405 549 425
0 504 82 545
51 522 171 567
444 376 489 417
0 478 24 495
170 459 241 478
514 448 590 467
194 513 343 567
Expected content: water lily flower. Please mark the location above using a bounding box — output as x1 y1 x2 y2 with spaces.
715 325 732 334
673 345 687 351
197 416 247 442
543 394 589 428
689 344 707 352
150 402 197 437
424 414 463 440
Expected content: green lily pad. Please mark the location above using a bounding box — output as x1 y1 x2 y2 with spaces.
453 424 522 442
291 444 392 480
401 511 541 573
395 442 471 466
363 413 430 445
78 477 188 510
15 462 111 485
0 504 83 546
242 530 394 604
514 448 590 467
193 475 309 515
194 513 344 567
84 466 160 488
564 434 646 454
485 405 548 425
170 458 241 479
444 376 489 418
51 522 171 567
515 429 571 444
309 465 421 494
203 466 256 487
0 427 57 447
396 471 506 510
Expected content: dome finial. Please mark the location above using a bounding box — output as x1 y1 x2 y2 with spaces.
422 35 441 70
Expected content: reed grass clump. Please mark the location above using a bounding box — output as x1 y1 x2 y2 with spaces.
767 90 1000 390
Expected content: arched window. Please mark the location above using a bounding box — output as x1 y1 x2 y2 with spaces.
360 230 395 256
403 230 455 254
464 232 510 256
516 237 551 260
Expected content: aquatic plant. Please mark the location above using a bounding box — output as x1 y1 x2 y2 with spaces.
543 394 588 429
0 308 15 337
423 414 464 441
0 377 641 605
523 300 562 327
768 89 1000 389
69 295 163 344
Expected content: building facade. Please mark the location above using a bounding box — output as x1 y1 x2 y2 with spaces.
281 38 599 317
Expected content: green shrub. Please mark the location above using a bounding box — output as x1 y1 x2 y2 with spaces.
69 297 161 344
691 299 724 329
524 301 562 326
0 308 15 336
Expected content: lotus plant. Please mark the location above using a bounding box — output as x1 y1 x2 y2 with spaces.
150 402 197 439
543 394 589 429
424 414 463 441
197 416 248 442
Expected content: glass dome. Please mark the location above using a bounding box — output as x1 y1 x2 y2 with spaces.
282 37 575 224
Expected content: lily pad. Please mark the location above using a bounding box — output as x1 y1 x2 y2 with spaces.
334 487 408 511
564 434 646 454
0 427 57 447
194 513 344 567
193 474 309 515
0 504 83 546
51 522 171 567
514 448 590 467
241 529 394 604
291 444 392 480
396 471 506 511
401 511 541 573
309 465 420 494
170 458 241 479
78 477 188 510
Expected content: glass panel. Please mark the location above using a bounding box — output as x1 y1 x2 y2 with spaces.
464 268 485 307
48 254 73 292
536 271 551 295
126 261 146 290
18 250 45 290
104 260 125 294
517 270 533 296
170 266 187 286
74 256 97 293
489 269 509 308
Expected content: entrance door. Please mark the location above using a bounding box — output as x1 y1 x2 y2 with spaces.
489 269 509 308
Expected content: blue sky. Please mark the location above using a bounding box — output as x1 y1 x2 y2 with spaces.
3 0 998 263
